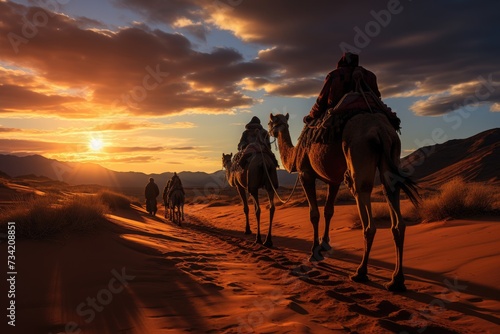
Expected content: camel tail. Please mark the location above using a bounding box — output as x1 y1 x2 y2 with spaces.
379 135 421 208
398 171 421 208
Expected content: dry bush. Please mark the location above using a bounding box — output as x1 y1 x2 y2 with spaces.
350 198 421 229
420 178 499 222
335 187 354 203
97 189 134 210
0 195 108 239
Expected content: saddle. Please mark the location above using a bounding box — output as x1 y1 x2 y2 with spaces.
298 70 401 147
232 145 279 171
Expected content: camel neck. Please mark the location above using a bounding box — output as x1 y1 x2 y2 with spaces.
276 127 297 173
225 163 232 180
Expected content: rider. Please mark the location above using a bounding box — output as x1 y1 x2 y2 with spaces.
303 52 381 124
236 116 278 168
169 172 184 194
145 177 160 215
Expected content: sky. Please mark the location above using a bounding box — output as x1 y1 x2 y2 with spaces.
0 0 499 174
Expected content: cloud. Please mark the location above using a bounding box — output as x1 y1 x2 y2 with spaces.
89 120 197 131
168 146 197 151
0 126 21 133
115 0 500 116
0 1 276 118
0 84 82 113
1 0 499 122
92 156 159 164
0 138 81 153
410 73 500 116
104 146 166 154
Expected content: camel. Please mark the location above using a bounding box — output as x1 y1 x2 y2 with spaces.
163 179 172 219
268 112 419 292
169 189 184 225
167 174 185 225
222 152 278 246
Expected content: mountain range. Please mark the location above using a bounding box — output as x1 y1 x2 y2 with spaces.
0 128 498 189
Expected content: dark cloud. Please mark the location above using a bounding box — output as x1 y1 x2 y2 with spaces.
0 84 82 113
1 0 499 118
0 1 275 117
115 0 500 115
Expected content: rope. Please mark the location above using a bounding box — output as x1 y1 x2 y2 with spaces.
260 150 301 204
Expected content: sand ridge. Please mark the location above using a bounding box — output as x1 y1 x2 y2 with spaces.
1 202 499 333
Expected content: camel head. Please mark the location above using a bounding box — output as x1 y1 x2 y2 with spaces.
268 113 289 137
222 153 233 170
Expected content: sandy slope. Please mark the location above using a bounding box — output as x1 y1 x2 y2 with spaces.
1 202 499 334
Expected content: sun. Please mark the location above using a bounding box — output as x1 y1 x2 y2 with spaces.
89 137 104 151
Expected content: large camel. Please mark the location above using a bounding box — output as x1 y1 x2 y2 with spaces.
222 152 278 246
268 112 419 291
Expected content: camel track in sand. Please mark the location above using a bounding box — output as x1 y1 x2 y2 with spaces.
150 209 490 334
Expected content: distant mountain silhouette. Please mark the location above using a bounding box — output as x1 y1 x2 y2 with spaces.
1 128 498 189
401 128 500 186
0 154 298 188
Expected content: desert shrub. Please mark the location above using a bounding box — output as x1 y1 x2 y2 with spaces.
0 195 107 239
97 189 133 210
420 178 498 222
335 187 354 203
350 199 421 229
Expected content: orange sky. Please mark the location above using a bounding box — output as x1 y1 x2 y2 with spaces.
1 0 499 173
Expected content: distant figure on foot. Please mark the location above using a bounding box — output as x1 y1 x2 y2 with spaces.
145 177 160 216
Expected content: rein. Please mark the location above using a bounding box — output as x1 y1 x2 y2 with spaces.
260 150 300 204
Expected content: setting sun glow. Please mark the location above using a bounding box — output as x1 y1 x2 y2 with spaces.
89 138 104 151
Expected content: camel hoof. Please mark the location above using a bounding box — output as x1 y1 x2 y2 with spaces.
350 273 369 283
254 239 263 245
309 253 324 262
385 280 407 292
320 240 332 252
263 239 273 248
244 229 252 235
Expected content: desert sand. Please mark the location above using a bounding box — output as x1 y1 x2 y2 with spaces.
2 196 499 334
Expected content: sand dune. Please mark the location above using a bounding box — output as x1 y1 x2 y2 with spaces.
3 200 498 333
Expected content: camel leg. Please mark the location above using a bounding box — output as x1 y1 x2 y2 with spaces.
237 185 251 234
344 146 377 282
381 172 407 292
321 183 340 253
350 190 376 283
249 188 262 244
301 173 323 261
263 188 275 248
177 204 182 226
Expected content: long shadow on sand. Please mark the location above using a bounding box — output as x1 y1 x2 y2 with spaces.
183 213 500 328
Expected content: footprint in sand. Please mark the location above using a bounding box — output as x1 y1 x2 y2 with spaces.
350 292 371 300
227 282 245 293
326 290 356 303
376 300 401 317
387 309 412 321
334 286 356 293
287 301 309 315
202 282 224 291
